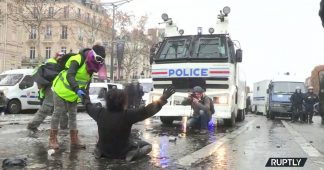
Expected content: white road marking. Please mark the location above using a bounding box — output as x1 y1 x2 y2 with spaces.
177 118 258 166
282 120 323 157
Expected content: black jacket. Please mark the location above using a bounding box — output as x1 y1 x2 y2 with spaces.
304 92 319 106
290 92 304 106
66 49 89 92
181 95 211 115
84 100 164 158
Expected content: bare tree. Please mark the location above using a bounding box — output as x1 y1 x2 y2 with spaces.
120 15 150 82
8 0 63 64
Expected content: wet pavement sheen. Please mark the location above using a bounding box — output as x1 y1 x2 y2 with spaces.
0 113 324 169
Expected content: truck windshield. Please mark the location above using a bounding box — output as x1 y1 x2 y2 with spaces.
0 74 23 86
159 38 189 59
272 82 305 94
156 35 228 61
193 37 226 58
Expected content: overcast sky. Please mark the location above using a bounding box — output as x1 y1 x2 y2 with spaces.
102 0 324 87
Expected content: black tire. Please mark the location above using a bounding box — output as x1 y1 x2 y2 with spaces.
160 116 174 125
236 110 244 122
270 111 275 120
242 110 245 120
253 105 257 114
7 99 21 114
224 112 236 126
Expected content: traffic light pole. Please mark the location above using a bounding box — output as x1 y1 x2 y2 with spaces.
101 0 133 82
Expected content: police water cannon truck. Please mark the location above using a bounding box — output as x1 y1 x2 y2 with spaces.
148 7 246 126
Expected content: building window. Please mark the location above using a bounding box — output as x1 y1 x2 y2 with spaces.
30 26 36 39
30 47 35 59
77 8 81 18
33 7 37 18
48 7 54 18
61 25 67 39
78 27 83 41
45 25 52 39
64 6 69 18
45 47 51 59
61 47 67 54
93 15 96 25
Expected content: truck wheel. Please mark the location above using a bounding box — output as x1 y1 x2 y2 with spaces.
224 112 236 126
236 110 244 122
242 110 245 120
160 116 174 125
253 105 257 114
7 99 21 114
270 111 275 120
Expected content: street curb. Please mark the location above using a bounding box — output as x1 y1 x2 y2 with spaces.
177 117 258 167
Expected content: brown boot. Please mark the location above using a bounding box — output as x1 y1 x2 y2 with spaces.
49 129 59 149
70 130 86 149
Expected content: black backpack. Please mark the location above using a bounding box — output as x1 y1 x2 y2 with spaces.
32 48 90 86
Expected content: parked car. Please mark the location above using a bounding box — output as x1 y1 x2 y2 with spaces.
77 82 124 111
138 78 153 105
89 83 108 108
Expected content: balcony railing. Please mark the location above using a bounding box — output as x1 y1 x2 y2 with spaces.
44 34 52 41
21 58 42 66
60 34 68 39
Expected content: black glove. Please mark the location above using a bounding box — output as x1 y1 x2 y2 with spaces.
160 85 176 101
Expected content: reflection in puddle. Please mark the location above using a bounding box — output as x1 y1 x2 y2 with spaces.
144 119 151 126
214 146 227 166
143 131 150 140
150 137 170 168
182 117 187 133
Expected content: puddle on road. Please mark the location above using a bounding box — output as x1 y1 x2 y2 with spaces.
0 117 237 169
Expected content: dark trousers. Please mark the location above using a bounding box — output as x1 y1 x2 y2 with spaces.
292 105 303 121
94 139 151 160
187 110 211 130
305 105 314 122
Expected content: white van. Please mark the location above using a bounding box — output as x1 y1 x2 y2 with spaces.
0 69 41 114
107 82 124 90
138 78 153 105
85 82 124 108
89 83 108 107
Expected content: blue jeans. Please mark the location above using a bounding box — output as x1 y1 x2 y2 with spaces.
187 110 211 129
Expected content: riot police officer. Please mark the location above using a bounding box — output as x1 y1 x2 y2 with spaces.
290 87 304 122
303 86 319 123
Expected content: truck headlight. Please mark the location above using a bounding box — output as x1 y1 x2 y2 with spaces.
214 96 228 104
152 95 160 102
1 88 8 96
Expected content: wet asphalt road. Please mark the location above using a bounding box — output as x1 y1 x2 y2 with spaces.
1 112 324 170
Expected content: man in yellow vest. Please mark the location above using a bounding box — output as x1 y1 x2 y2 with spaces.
49 44 106 149
27 52 69 137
